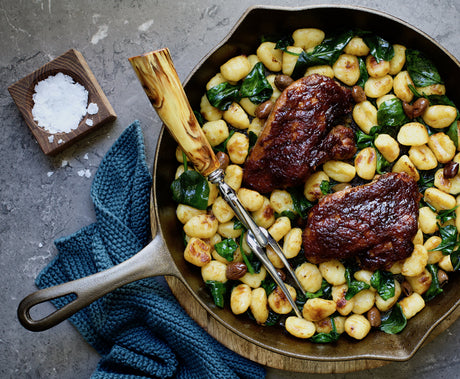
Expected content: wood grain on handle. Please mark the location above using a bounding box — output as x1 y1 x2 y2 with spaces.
129 48 220 176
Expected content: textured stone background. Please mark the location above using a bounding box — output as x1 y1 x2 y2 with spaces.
1 0 459 378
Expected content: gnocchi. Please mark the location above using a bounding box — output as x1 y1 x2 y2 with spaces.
172 25 459 345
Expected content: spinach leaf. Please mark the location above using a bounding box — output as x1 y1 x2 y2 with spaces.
239 230 262 274
418 169 436 192
206 82 240 110
193 110 205 126
261 276 277 296
206 280 227 308
275 35 295 52
305 279 332 300
345 267 370 300
214 238 238 262
447 121 459 149
375 148 391 175
310 318 340 343
370 270 395 301
427 94 458 108
291 30 354 79
380 303 407 334
239 62 273 104
264 310 281 326
287 187 314 219
424 264 443 302
451 250 460 271
233 219 244 230
356 57 369 88
248 131 258 150
356 129 376 149
377 98 408 127
433 224 460 256
436 205 458 224
275 209 297 222
320 180 333 195
170 170 209 210
213 130 235 153
361 33 394 63
406 49 443 87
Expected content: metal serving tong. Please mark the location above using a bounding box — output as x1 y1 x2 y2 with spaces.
130 48 305 318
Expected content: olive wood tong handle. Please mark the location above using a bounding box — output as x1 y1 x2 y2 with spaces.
130 48 304 318
129 48 220 177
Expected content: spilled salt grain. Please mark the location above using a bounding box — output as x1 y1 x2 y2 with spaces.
32 72 88 134
61 160 68 167
77 169 91 178
87 102 99 115
85 119 93 126
57 139 64 144
47 171 54 177
83 153 89 160
48 135 54 143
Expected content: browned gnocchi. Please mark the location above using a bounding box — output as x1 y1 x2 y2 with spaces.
171 26 459 343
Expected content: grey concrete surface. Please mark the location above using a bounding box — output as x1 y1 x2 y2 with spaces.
1 0 459 378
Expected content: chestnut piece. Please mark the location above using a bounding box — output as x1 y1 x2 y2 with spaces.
401 280 413 297
437 269 449 286
274 74 294 91
216 151 230 170
412 98 430 118
367 307 381 327
226 262 248 280
443 161 459 179
255 100 274 119
403 97 430 119
402 101 415 118
352 85 366 103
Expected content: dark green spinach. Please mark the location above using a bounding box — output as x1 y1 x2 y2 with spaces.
310 318 340 343
418 170 436 193
433 224 460 256
206 82 240 110
406 49 443 87
171 170 209 210
345 267 370 300
206 62 273 110
274 35 295 52
380 303 407 334
287 187 314 219
377 98 408 127
206 280 227 308
370 270 395 301
291 30 354 79
356 57 369 88
213 130 235 153
436 205 458 224
214 238 238 262
239 62 273 104
424 264 443 302
360 33 394 63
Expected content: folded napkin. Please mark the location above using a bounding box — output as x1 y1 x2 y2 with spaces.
36 121 265 379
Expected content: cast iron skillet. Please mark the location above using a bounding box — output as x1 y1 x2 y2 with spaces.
18 5 460 362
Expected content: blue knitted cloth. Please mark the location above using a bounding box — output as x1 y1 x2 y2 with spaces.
36 121 265 379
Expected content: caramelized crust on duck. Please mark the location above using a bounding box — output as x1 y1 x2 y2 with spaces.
243 74 355 193
303 173 421 270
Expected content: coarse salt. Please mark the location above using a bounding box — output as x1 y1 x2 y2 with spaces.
87 102 99 115
32 72 88 134
77 169 92 178
85 118 93 126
